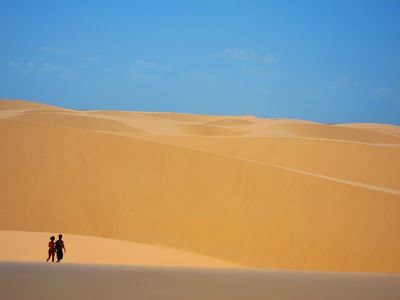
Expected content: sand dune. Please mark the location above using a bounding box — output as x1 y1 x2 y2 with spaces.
143 112 224 122
12 110 146 134
336 123 400 137
177 124 248 136
1 99 400 299
204 119 254 126
0 99 71 111
1 100 400 273
266 122 400 144
1 262 399 300
1 99 400 275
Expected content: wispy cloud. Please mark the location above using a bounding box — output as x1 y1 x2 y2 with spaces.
8 61 34 75
328 76 363 90
9 60 64 75
261 53 279 64
135 59 158 69
374 87 393 99
329 76 350 89
40 46 101 63
376 87 391 94
39 46 66 54
183 72 218 82
131 59 171 80
252 87 271 95
81 54 102 62
211 48 278 64
38 62 64 73
131 68 161 80
211 48 254 60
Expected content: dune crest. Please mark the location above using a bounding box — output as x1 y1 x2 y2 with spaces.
0 99 71 111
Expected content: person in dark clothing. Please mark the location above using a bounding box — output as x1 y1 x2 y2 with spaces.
55 234 66 263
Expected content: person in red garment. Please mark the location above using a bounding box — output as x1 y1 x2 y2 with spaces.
46 236 56 262
55 234 66 263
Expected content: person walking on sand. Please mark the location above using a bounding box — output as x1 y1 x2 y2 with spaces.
46 236 56 262
55 234 66 263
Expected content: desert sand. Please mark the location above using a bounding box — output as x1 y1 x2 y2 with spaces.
1 262 399 300
1 99 399 299
0 230 236 267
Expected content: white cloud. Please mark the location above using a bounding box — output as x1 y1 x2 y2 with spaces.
81 54 102 62
131 67 161 80
184 72 217 82
9 60 64 75
135 60 158 69
374 87 393 99
329 76 350 89
38 62 63 73
376 87 391 94
261 53 278 64
8 61 34 75
211 48 278 64
39 46 66 54
212 48 248 60
252 87 271 95
328 76 366 90
131 59 171 80
211 48 252 60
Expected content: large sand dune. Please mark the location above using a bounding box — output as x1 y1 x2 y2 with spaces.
1 99 400 274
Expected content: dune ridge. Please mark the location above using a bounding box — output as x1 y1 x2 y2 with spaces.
0 99 71 111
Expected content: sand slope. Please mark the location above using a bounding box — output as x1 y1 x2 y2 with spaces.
138 135 400 190
1 99 400 273
0 231 235 267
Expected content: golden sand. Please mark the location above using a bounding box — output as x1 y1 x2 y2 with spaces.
1 99 399 274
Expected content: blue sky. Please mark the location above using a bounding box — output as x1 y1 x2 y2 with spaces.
1 1 399 124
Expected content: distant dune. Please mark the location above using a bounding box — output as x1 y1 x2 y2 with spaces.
13 111 146 134
0 99 399 274
177 124 248 136
335 123 400 137
204 119 254 126
0 99 71 111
